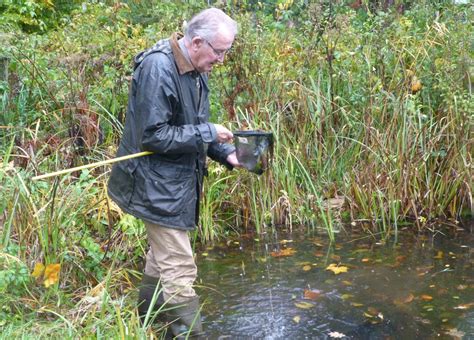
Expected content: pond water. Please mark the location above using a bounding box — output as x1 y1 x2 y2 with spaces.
197 223 474 339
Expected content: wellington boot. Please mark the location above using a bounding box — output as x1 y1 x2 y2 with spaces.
167 296 204 339
137 274 165 325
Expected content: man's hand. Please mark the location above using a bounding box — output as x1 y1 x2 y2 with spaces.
214 124 233 143
226 151 242 168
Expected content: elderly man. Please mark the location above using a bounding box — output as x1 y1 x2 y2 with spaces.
107 7 239 338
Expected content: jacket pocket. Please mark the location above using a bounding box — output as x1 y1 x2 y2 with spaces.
144 163 195 216
108 159 138 207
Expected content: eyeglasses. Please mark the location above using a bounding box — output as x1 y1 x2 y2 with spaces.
204 39 231 58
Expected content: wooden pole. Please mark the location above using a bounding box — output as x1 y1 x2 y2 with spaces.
32 151 153 181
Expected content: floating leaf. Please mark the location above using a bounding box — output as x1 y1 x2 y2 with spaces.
364 308 384 323
293 315 301 323
302 265 312 271
295 301 315 309
351 302 364 307
394 293 415 305
32 263 45 279
328 331 346 338
342 280 352 286
420 294 433 301
341 294 354 300
271 248 296 257
304 289 321 300
454 302 474 310
43 263 61 288
361 258 370 263
366 307 381 317
326 263 348 275
433 251 444 259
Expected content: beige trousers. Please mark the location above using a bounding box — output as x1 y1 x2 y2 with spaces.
144 222 197 304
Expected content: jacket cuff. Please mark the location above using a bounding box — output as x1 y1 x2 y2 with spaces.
222 145 236 170
208 142 236 170
195 123 217 143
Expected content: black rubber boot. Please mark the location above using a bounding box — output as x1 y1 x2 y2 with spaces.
137 274 165 325
167 296 204 339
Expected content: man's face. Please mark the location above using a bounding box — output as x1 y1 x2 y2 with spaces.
191 29 234 73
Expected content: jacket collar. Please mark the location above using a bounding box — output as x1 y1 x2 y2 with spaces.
170 32 195 75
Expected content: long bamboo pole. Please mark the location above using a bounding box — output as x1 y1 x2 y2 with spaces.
32 151 153 181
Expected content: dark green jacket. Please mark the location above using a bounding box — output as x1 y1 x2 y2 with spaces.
107 34 234 230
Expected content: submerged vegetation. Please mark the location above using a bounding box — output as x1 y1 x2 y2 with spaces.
0 0 472 337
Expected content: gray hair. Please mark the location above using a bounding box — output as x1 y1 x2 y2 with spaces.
184 8 237 42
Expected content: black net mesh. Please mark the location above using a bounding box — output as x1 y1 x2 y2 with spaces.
234 130 273 175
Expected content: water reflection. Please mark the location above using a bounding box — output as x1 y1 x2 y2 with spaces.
197 223 474 339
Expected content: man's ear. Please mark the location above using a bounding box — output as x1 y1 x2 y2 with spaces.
191 36 204 51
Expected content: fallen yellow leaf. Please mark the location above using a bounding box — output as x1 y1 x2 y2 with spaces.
32 263 45 279
302 265 312 271
420 294 433 301
271 248 296 257
351 302 364 307
326 263 348 275
411 77 422 93
295 301 315 309
43 263 61 288
293 315 301 323
304 289 321 300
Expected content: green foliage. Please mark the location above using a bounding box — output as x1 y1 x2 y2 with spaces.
0 245 30 296
0 0 82 33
